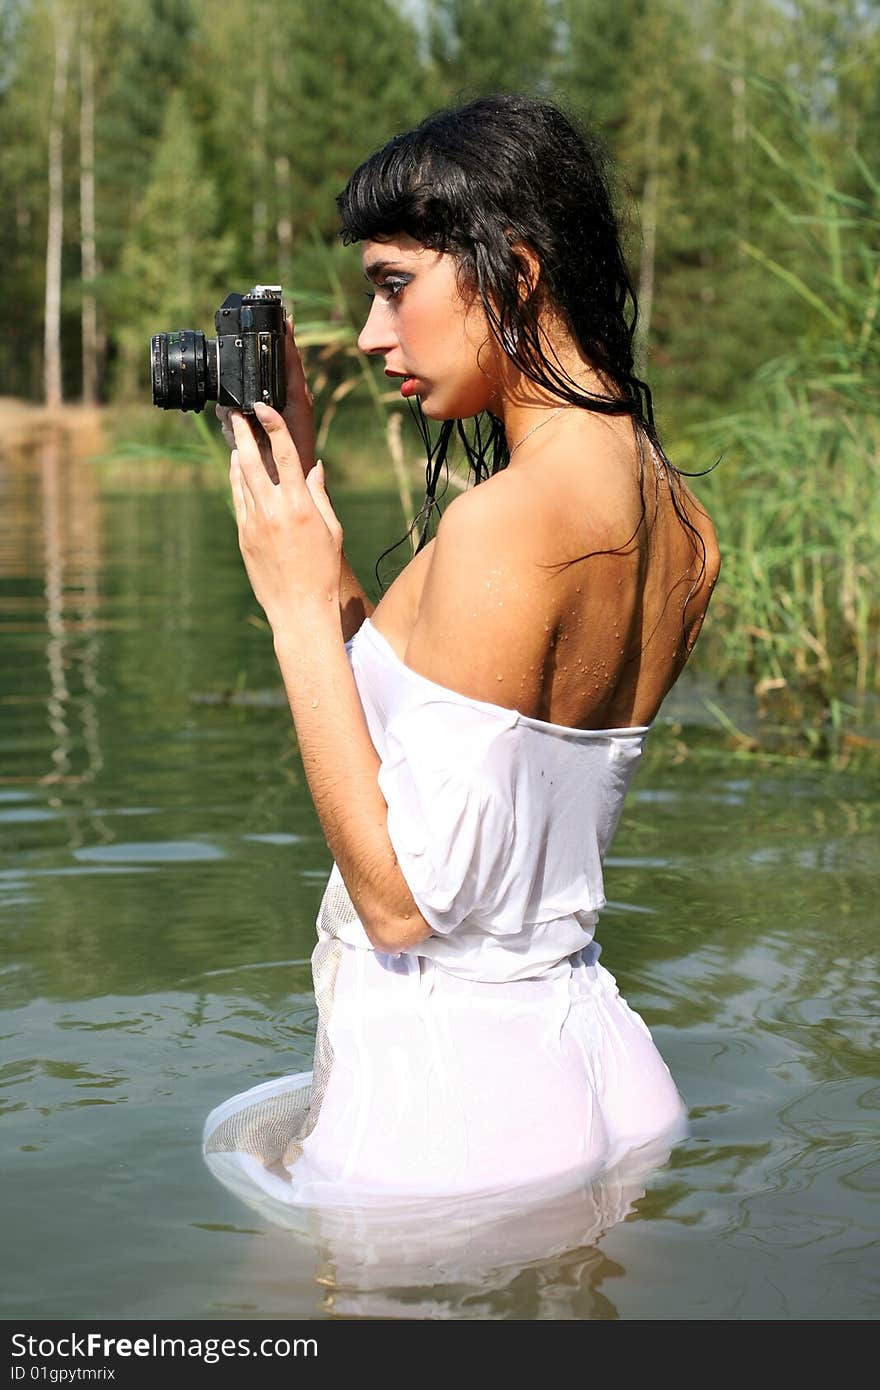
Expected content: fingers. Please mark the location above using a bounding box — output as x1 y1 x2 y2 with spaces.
305 461 343 547
252 401 305 485
284 315 310 395
229 411 277 510
281 314 316 473
215 403 236 451
217 402 276 475
229 449 248 525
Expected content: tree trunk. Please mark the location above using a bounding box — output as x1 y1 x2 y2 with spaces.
275 153 293 290
251 14 269 267
731 0 748 246
44 6 72 409
635 98 662 377
79 15 98 404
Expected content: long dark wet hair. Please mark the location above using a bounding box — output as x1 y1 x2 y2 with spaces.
336 94 706 591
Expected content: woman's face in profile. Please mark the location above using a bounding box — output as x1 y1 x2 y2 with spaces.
358 233 500 420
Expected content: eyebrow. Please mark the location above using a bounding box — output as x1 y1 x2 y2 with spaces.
362 259 403 282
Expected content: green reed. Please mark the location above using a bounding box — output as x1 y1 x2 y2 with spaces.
692 84 879 756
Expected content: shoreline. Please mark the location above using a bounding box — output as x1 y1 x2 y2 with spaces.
0 397 107 456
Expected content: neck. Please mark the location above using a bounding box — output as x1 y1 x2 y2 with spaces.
489 326 618 456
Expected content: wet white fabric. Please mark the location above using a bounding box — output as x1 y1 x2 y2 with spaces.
203 618 687 1213
344 621 652 980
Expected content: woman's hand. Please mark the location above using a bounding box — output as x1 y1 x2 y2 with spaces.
229 402 342 633
217 315 315 484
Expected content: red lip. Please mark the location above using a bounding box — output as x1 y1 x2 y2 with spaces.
383 368 420 398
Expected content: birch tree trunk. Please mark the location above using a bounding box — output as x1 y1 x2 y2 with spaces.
79 13 98 404
44 5 72 409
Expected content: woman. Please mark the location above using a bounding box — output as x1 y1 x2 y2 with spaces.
204 96 720 1216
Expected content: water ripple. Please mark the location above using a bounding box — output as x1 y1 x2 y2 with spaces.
74 841 225 863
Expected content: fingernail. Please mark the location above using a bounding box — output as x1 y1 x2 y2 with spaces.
253 401 271 419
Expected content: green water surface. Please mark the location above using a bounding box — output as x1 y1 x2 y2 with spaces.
1 443 877 1320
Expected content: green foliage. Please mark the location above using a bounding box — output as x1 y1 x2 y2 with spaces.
0 0 57 396
693 104 879 749
199 0 427 282
427 0 557 97
114 88 233 396
1 0 878 752
2 0 876 421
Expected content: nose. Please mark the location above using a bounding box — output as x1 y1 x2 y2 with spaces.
357 298 396 356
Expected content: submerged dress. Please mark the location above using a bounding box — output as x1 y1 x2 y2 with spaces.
203 618 687 1221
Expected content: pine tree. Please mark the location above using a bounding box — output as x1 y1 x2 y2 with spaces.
427 0 558 100
116 88 233 397
200 0 429 286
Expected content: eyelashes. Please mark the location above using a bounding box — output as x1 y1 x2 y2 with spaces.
365 274 413 304
384 276 411 299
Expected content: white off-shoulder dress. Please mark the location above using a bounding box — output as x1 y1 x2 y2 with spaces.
203 618 687 1220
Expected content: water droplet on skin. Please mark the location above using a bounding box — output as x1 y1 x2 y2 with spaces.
311 698 319 709
496 674 504 681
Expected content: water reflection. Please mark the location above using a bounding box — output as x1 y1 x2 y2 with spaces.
38 430 104 790
203 1140 684 1320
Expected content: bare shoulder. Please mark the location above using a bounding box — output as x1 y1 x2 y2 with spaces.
402 472 562 712
669 477 722 643
396 420 722 725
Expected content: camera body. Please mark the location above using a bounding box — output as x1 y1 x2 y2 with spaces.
151 285 287 414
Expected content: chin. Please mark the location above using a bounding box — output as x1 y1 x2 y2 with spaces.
419 387 494 422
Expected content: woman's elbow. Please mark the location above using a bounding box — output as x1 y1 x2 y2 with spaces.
361 907 433 955
349 857 433 953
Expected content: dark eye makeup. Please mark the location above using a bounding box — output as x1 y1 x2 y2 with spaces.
363 268 413 303
380 274 412 300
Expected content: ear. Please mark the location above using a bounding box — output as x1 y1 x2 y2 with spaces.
506 235 542 302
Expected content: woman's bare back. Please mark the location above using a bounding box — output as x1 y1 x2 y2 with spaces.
371 418 720 732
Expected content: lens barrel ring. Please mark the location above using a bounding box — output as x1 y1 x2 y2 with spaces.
150 330 209 411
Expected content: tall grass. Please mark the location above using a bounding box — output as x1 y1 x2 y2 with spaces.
694 83 879 755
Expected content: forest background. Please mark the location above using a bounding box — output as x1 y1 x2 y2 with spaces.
2 0 879 754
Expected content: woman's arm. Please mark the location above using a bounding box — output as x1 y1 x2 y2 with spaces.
338 552 374 641
272 616 426 950
228 404 429 955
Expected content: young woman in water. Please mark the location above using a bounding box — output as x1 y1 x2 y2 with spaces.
204 95 720 1210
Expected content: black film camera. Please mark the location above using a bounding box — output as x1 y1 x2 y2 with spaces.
150 285 287 414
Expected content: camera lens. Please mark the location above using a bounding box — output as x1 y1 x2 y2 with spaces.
150 330 210 411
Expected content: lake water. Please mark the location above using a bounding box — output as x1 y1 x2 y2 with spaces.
2 436 877 1320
